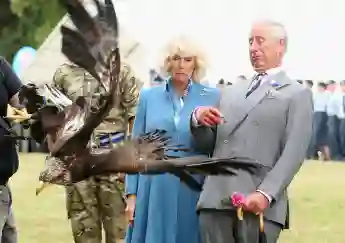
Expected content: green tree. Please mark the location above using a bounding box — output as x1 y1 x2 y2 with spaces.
0 0 65 62
0 0 20 61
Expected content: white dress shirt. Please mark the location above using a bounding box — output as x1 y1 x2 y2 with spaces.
336 93 345 119
313 90 331 112
249 66 283 88
327 91 342 116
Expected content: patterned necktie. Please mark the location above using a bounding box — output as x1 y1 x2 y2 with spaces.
245 73 267 98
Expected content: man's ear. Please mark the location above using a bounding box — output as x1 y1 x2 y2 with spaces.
279 39 287 53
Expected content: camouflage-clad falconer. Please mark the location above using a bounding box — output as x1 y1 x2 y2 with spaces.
53 62 140 243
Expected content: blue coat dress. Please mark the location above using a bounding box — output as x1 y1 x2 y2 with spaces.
125 80 220 243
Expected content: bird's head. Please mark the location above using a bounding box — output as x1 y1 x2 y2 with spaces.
38 155 72 186
18 83 45 114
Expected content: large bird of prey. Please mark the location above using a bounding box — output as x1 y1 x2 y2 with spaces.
16 0 265 193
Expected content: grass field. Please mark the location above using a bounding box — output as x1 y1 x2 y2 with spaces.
9 153 345 243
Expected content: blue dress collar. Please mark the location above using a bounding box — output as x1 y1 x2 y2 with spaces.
164 77 193 97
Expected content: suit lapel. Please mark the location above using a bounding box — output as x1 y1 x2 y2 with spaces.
220 79 251 136
224 71 291 136
245 71 290 110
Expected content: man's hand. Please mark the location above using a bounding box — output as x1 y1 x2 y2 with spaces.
125 194 136 226
6 105 31 123
195 106 224 126
243 192 269 214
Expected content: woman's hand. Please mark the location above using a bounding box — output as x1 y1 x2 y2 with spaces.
125 194 136 226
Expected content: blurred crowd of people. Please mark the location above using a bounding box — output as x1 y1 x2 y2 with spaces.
300 79 345 162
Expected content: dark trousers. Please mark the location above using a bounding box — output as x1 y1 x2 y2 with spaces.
0 186 17 243
199 210 281 243
338 119 345 157
307 112 328 158
327 115 342 160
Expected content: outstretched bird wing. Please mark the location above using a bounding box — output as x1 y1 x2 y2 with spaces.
38 129 190 185
140 156 266 191
65 152 266 192
49 0 121 156
37 125 266 193
59 0 118 82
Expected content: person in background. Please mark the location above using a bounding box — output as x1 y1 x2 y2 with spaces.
305 80 313 89
307 82 331 160
226 81 233 86
53 60 139 243
326 80 342 160
0 56 26 243
234 75 247 84
216 78 225 88
149 69 164 83
125 36 220 243
237 75 247 81
338 80 345 159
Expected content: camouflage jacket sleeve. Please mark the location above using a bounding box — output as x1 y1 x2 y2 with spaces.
120 65 140 118
52 63 95 100
52 64 69 93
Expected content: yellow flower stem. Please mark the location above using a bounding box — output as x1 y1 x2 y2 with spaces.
259 212 264 232
237 207 244 220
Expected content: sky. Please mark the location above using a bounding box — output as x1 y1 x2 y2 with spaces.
114 0 345 84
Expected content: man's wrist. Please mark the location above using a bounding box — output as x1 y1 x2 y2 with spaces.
256 190 272 204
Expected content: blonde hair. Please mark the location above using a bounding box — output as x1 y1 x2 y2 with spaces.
159 36 207 82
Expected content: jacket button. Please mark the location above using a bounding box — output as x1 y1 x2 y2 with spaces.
224 140 228 144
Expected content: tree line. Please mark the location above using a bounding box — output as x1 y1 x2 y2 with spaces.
0 0 65 63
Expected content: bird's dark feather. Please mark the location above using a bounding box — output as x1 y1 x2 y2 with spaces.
61 0 99 46
60 26 99 80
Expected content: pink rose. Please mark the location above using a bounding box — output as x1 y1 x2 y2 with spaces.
231 192 246 207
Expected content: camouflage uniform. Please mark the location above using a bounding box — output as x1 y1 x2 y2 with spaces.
53 63 139 243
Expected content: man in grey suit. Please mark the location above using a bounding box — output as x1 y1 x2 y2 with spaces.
191 20 313 243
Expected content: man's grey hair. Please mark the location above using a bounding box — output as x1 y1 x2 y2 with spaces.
253 20 288 52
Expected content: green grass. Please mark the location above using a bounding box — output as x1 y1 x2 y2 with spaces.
11 153 72 243
9 154 345 243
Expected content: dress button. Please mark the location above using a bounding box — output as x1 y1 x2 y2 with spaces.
224 140 228 144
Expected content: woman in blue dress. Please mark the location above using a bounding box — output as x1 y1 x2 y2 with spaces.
125 36 220 243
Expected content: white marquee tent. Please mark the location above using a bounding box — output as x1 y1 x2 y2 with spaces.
21 0 149 86
22 0 345 87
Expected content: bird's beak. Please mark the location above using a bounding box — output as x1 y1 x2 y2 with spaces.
35 181 50 196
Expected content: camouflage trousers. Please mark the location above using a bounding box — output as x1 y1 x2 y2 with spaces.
66 175 126 243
